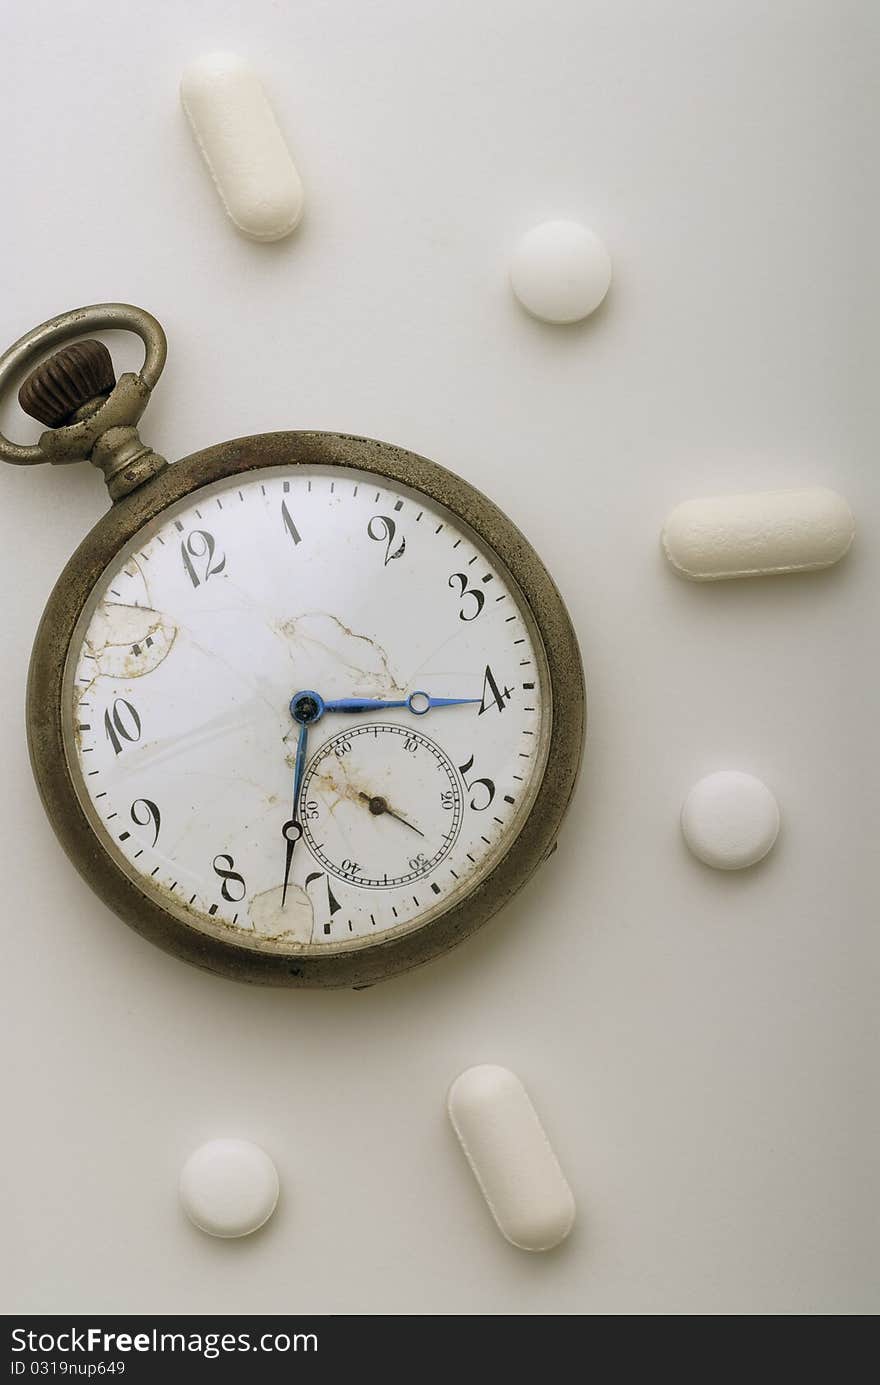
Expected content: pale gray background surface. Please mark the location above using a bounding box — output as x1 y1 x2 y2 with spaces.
1 0 877 1315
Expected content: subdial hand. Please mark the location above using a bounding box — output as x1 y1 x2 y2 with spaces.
358 792 425 838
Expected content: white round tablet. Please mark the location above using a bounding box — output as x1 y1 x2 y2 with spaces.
681 771 780 871
179 1139 279 1238
509 220 612 324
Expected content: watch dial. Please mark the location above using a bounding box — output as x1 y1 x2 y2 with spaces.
62 464 552 953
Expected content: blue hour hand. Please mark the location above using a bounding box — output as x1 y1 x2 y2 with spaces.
322 691 480 716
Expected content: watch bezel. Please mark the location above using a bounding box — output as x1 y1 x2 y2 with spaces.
27 431 585 987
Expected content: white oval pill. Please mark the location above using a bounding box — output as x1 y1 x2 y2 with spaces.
662 487 854 581
448 1065 575 1251
681 771 780 870
179 1138 279 1238
509 220 612 324
181 53 304 241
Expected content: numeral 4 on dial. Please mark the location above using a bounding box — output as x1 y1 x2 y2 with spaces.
479 665 513 715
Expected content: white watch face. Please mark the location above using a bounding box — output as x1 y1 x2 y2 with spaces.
62 464 552 954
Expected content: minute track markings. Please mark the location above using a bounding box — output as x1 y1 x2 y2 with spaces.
65 465 549 951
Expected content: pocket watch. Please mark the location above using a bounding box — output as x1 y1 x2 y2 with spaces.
0 304 585 988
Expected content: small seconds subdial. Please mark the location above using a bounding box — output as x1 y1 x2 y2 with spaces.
299 725 464 887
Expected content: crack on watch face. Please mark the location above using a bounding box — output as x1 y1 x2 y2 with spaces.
273 610 402 694
73 604 178 752
247 880 314 943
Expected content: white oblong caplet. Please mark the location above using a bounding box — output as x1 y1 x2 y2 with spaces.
448 1064 575 1252
181 52 304 241
662 487 854 580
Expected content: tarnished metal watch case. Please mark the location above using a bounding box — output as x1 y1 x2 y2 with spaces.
5 308 586 987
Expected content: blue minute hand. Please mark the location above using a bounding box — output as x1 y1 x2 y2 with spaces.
282 690 324 906
280 721 308 907
322 691 481 716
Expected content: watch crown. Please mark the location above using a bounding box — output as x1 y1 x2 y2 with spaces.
18 339 116 428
